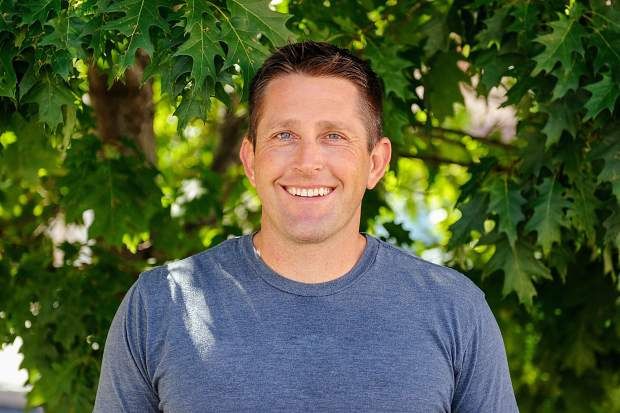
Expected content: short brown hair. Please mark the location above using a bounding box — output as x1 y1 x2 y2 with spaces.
248 41 383 151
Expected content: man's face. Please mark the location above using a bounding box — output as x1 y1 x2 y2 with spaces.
240 74 391 244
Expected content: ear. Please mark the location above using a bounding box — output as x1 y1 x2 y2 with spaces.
366 137 392 190
239 137 256 187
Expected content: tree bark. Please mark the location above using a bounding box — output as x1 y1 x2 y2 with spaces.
87 52 156 164
212 97 246 173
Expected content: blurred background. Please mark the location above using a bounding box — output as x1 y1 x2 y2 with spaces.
1 0 619 411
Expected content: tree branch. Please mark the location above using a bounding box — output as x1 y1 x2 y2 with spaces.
212 97 246 173
410 122 515 150
397 153 474 167
397 152 515 172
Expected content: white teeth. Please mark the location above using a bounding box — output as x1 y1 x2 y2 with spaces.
285 186 333 197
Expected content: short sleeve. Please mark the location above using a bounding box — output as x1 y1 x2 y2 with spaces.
94 279 160 412
451 296 519 412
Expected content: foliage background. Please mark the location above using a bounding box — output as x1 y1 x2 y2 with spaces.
1 0 619 411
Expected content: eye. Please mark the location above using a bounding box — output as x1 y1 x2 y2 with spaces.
326 132 344 141
275 131 294 141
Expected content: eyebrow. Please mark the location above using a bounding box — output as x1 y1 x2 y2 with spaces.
265 119 357 135
265 119 302 131
316 120 352 131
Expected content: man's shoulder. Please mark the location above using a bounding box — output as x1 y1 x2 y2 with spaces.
372 236 484 303
135 235 244 294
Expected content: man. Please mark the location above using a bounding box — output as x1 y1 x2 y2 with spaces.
95 41 518 412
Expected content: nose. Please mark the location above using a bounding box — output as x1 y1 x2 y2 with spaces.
293 139 323 175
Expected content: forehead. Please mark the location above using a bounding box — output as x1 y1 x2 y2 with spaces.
256 74 367 135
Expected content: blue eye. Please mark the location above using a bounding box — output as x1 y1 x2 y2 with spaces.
276 131 293 140
326 133 343 140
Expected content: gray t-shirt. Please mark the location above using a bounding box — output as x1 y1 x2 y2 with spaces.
94 234 518 412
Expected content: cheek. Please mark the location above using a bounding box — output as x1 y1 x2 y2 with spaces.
253 154 286 186
256 145 295 165
324 144 363 163
329 159 370 186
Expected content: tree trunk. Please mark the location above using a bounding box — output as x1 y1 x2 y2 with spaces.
87 52 156 164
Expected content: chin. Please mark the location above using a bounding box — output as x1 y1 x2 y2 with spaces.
285 224 335 245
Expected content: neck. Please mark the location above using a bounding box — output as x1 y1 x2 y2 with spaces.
252 226 367 284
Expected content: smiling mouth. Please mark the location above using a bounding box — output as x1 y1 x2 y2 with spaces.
282 185 335 198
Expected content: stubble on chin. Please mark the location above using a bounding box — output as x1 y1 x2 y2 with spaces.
285 225 333 245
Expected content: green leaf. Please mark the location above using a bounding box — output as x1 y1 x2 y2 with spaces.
39 12 85 79
599 164 620 203
487 176 526 247
212 0 295 98
475 5 510 49
563 326 601 376
382 222 411 246
0 46 16 100
448 194 489 248
541 98 577 148
0 114 59 184
524 177 570 255
531 12 586 76
503 75 536 107
20 0 61 25
364 40 413 100
603 207 620 249
420 13 449 56
554 136 600 245
80 8 107 55
550 56 585 100
174 83 211 128
566 176 599 245
22 74 76 130
39 12 84 52
331 15 359 34
589 129 620 202
518 130 546 178
583 74 620 121
547 244 571 282
592 28 620 77
214 4 270 98
475 50 517 92
183 0 213 31
59 136 162 246
485 238 551 306
146 51 191 99
227 0 294 46
383 97 410 146
506 2 539 40
457 157 497 203
18 61 38 99
596 146 620 203
175 13 224 91
102 0 168 76
424 51 468 120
